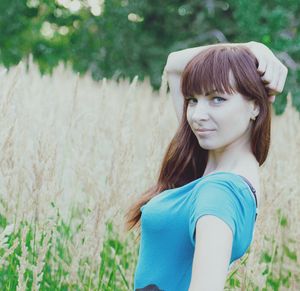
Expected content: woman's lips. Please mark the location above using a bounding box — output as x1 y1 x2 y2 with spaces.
195 129 215 135
196 128 214 132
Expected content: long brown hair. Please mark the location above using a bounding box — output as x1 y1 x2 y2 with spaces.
125 45 271 233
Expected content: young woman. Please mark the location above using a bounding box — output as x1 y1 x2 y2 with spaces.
125 41 288 291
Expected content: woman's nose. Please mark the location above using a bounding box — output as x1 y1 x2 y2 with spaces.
191 102 210 121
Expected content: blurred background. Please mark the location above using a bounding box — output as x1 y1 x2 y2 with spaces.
1 0 300 112
0 1 300 290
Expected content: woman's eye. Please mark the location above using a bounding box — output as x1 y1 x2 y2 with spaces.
186 97 197 104
212 96 226 104
185 96 226 105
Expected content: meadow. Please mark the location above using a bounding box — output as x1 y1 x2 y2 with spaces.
0 59 299 290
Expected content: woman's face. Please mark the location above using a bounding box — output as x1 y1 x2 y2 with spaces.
186 87 259 151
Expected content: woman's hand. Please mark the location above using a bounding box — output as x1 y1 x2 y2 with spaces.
246 41 288 103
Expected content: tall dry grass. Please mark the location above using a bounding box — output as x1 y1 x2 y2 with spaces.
0 59 299 290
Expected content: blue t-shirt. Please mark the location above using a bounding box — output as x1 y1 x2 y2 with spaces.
133 172 259 291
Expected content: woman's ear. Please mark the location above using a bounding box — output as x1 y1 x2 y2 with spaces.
250 100 260 119
253 104 260 118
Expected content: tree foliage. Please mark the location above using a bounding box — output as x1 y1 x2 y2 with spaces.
0 0 299 113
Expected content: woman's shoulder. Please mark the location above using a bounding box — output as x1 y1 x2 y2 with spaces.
192 171 259 207
196 171 255 188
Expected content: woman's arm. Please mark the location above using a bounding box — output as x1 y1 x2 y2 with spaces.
165 41 288 122
164 42 244 74
188 215 234 291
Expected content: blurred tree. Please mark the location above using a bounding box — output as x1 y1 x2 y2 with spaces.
0 0 299 113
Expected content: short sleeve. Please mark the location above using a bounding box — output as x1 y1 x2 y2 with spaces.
189 180 239 247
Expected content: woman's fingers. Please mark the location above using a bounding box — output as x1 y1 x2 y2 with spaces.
257 58 267 75
266 70 279 93
263 64 288 95
261 61 274 84
277 66 288 93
